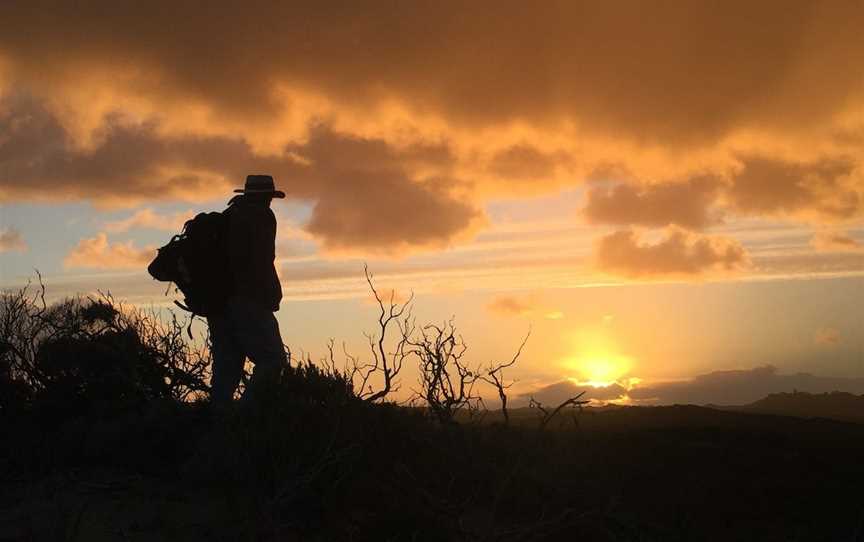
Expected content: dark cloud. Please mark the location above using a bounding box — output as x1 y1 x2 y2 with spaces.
486 145 565 183
727 156 861 221
584 157 864 230
2 1 861 142
595 227 749 278
285 128 481 255
583 177 721 229
305 175 479 255
0 93 242 204
0 94 479 253
1 1 863 259
629 366 864 406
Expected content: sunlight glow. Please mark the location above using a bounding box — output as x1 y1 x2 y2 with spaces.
562 328 635 387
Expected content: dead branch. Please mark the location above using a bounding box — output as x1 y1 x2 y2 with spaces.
351 264 414 402
407 317 481 424
530 392 589 430
481 328 530 425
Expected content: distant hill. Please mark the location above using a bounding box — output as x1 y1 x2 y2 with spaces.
720 390 864 423
503 390 864 429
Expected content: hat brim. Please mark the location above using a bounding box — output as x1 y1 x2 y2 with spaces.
234 188 286 198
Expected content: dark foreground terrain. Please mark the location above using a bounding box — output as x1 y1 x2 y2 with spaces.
3 291 863 541
3 388 864 542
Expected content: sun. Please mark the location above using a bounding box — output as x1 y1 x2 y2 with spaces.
562 329 633 388
563 342 633 388
567 354 631 387
579 356 629 387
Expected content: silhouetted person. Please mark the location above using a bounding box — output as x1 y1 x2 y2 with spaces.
208 175 286 405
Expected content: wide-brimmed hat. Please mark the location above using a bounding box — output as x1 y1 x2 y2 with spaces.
234 175 285 198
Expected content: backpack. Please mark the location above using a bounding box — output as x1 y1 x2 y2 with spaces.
148 212 231 322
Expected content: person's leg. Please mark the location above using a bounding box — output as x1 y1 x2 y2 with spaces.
231 298 286 397
207 310 246 406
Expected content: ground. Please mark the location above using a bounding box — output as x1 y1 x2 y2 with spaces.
3 400 863 541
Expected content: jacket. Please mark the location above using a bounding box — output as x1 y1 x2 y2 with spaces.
224 195 283 311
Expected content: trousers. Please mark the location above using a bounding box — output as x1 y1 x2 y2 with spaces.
207 296 285 404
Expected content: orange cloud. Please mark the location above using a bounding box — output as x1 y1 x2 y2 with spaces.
487 294 564 319
488 296 533 316
810 231 862 252
3 2 861 144
814 327 841 346
64 233 155 269
1 2 863 254
0 227 26 252
104 207 195 233
595 227 749 278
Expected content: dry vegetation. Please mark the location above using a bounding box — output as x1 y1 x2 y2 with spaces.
2 272 864 541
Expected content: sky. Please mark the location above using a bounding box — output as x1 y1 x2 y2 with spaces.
1 1 862 405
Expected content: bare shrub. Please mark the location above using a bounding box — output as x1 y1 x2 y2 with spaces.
0 275 53 400
113 293 211 401
481 329 530 425
406 318 483 424
321 265 413 403
0 274 211 412
332 266 533 424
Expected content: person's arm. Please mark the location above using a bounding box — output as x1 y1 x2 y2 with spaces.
247 210 276 276
227 208 253 295
261 209 281 310
263 210 276 264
